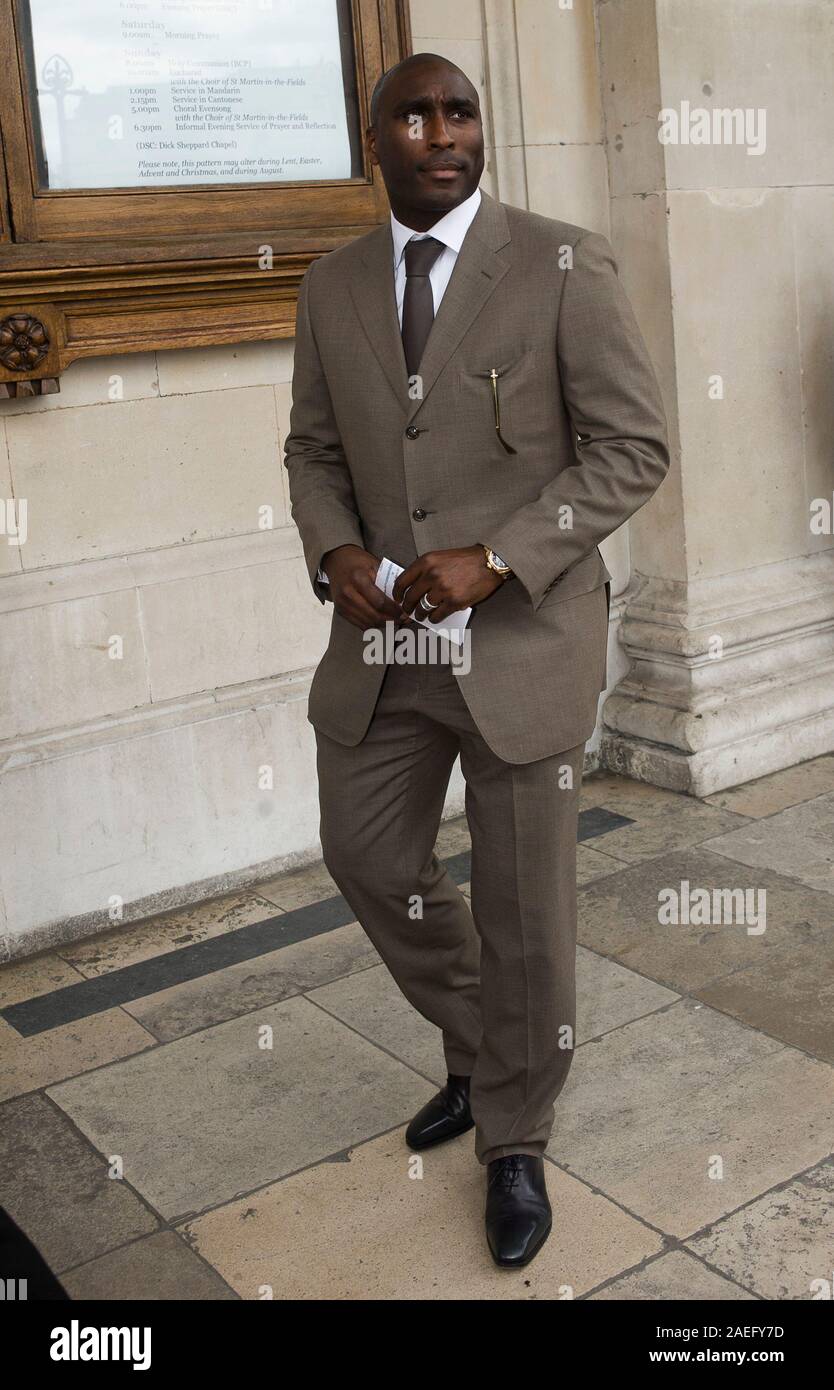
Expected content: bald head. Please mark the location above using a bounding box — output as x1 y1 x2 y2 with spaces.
369 52 478 126
365 53 484 230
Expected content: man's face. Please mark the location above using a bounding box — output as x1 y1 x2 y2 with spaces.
367 60 484 222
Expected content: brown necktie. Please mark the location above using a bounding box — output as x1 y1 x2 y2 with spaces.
401 236 445 377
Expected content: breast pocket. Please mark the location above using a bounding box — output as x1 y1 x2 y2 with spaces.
456 348 540 460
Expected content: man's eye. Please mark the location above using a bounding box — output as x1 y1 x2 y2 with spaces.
403 107 473 121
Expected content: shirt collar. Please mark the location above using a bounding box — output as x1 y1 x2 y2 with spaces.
391 185 482 270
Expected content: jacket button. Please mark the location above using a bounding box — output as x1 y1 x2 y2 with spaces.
412 507 427 521
405 425 420 439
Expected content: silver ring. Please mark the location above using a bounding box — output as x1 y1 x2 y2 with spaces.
419 593 439 611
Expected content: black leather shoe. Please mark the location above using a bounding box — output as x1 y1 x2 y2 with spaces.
405 1074 474 1150
485 1154 552 1268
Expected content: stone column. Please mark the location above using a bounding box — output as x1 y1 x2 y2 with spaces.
595 0 834 794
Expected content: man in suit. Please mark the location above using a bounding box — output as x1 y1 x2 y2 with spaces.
284 51 669 1268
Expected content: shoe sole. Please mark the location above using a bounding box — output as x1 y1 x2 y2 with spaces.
405 1116 475 1151
489 1217 552 1269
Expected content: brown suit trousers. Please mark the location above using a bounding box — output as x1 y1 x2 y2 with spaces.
315 649 587 1165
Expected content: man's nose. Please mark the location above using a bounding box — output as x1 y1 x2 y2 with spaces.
424 113 455 146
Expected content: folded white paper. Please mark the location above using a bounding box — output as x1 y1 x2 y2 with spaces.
376 556 472 648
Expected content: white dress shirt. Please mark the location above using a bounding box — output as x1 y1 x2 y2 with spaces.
317 188 483 584
391 184 483 328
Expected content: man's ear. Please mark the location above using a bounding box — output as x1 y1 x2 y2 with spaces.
365 127 379 167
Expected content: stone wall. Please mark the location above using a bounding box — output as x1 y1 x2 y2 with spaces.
1 0 745 956
597 0 834 793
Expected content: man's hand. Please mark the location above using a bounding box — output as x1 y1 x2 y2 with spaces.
321 544 404 630
393 545 506 625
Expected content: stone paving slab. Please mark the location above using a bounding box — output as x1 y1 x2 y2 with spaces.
577 843 632 885
308 949 679 1088
124 922 380 1042
577 848 834 994
588 1248 756 1300
686 1162 834 1300
0 1094 159 1273
0 1009 155 1103
180 1130 663 1300
546 998 834 1238
434 817 477 857
695 931 834 1062
61 1230 238 1301
703 792 834 898
703 754 834 819
0 952 86 1007
256 862 342 911
586 802 750 864
308 963 446 1084
59 891 282 977
46 995 434 1222
3 894 361 1037
579 774 696 819
575 947 680 1040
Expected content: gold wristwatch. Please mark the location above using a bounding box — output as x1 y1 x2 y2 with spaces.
482 545 512 579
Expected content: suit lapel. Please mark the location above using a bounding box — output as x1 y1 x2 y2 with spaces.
348 190 513 423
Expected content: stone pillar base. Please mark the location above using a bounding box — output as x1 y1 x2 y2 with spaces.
599 554 834 796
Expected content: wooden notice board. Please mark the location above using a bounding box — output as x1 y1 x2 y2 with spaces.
0 0 411 392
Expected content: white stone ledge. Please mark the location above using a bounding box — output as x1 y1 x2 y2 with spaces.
0 667 316 771
0 525 305 615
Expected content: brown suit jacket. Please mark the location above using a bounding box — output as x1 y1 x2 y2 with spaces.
284 189 670 763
